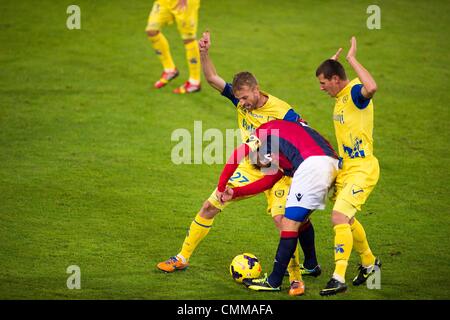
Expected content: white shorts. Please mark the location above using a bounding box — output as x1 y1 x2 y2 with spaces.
285 156 339 212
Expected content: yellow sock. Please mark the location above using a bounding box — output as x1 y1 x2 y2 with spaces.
287 244 302 282
351 219 376 267
179 213 214 261
184 40 201 83
149 32 176 71
333 223 353 283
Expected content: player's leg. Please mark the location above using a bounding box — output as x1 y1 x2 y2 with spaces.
350 158 381 285
156 196 222 272
273 214 303 296
245 156 338 293
298 219 322 277
320 158 380 295
268 179 303 296
268 176 320 276
145 1 179 88
157 162 258 272
172 0 201 94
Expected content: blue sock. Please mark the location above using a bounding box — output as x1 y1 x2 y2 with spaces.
298 220 318 269
268 231 298 287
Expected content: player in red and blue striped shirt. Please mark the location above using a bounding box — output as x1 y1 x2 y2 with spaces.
217 119 340 293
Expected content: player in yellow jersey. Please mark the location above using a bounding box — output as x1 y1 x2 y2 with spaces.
145 0 201 93
156 31 321 296
315 37 381 296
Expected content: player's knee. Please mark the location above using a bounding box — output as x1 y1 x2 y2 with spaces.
280 216 301 232
331 210 350 226
183 38 196 45
146 29 160 37
199 201 220 219
272 215 283 231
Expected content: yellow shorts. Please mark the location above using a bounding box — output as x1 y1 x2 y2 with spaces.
332 156 380 219
145 0 200 40
208 159 292 218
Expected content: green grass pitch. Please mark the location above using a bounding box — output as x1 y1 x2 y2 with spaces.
1 0 449 300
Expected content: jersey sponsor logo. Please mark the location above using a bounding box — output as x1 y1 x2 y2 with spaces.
295 193 303 202
274 190 285 198
343 137 366 158
248 112 264 119
333 112 345 124
352 188 364 195
241 118 256 133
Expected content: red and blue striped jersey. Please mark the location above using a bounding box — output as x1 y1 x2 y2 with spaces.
217 120 337 192
253 120 338 176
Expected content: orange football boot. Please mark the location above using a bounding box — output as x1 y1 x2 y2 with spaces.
173 81 201 94
154 69 179 89
288 280 305 296
156 256 189 273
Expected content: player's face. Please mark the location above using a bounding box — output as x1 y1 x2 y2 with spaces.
234 85 259 111
317 74 340 97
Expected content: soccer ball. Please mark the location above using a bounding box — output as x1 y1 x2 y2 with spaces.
229 253 262 283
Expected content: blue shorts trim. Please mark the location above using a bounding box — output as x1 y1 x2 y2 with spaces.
285 207 311 222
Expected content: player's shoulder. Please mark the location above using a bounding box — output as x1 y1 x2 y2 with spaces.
257 92 292 117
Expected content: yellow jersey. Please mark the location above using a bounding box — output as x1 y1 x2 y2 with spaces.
221 83 300 142
333 78 375 160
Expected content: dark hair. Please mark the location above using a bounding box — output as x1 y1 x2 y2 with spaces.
232 72 258 91
315 59 347 80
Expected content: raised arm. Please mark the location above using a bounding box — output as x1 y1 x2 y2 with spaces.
346 36 378 99
199 31 226 92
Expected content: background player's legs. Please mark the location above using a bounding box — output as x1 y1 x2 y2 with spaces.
146 2 178 88
173 1 201 93
147 30 176 72
184 38 201 85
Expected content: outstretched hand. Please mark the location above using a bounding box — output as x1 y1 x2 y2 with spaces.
198 31 211 53
330 47 343 61
346 36 357 61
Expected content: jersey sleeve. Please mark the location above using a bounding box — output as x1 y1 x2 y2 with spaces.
221 83 239 107
232 170 284 198
351 84 371 109
217 144 250 192
283 108 301 122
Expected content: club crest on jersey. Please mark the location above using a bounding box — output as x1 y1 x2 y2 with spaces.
275 190 285 198
342 95 349 104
